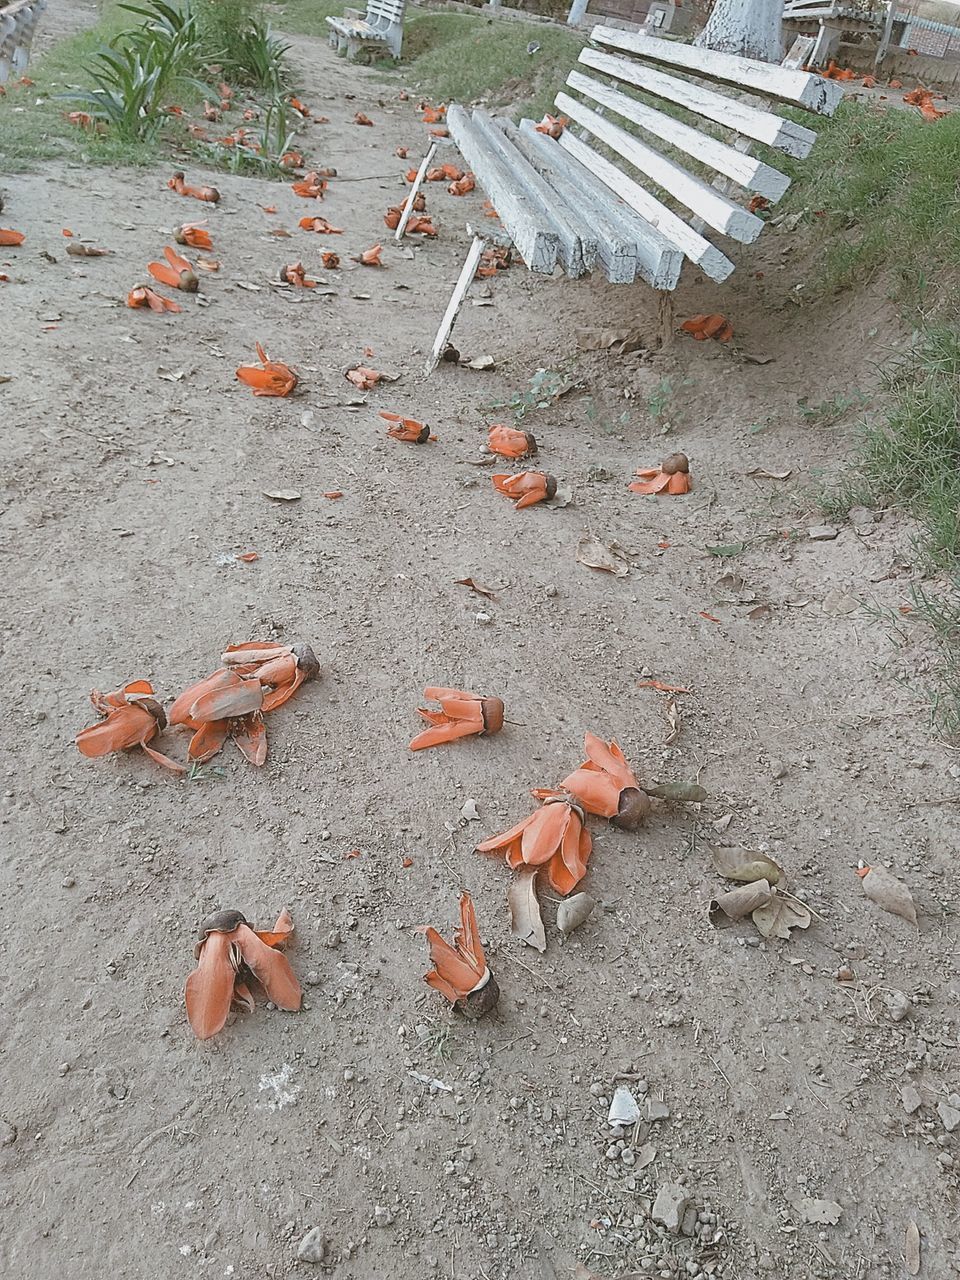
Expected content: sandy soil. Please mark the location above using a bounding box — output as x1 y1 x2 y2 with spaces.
1 18 958 1280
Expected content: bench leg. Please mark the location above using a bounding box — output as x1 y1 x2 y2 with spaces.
396 142 438 241
656 290 675 351
426 236 487 375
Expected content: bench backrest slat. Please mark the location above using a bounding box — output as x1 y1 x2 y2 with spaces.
578 48 817 159
591 25 844 114
555 90 763 244
566 69 791 202
367 0 404 23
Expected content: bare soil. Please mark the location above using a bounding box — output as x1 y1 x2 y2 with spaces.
1 21 958 1280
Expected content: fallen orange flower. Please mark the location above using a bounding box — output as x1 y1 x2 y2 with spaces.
421 893 499 1017
821 60 857 80
476 244 511 277
384 205 403 230
421 105 446 123
380 410 432 443
406 167 421 182
409 686 504 751
352 244 383 266
127 285 181 313
482 199 499 219
747 195 769 214
218 81 233 101
354 111 374 126
429 127 450 138
395 145 408 158
292 172 327 199
168 171 221 203
221 641 320 712
202 99 221 122
0 229 25 246
488 424 537 459
279 261 316 288
299 216 343 234
862 74 877 88
680 313 733 341
535 113 568 138
890 78 903 89
561 733 650 830
630 451 691 495
148 244 199 292
346 365 383 390
406 215 438 237
66 110 95 128
236 342 298 397
175 222 212 250
477 795 591 895
280 150 304 168
185 907 301 1040
320 251 340 268
76 680 184 772
289 96 310 117
492 471 557 509
903 86 947 120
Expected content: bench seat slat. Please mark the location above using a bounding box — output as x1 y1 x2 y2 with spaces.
556 92 763 244
590 27 844 115
556 127 734 282
516 121 682 288
566 70 791 203
446 104 559 274
578 48 817 159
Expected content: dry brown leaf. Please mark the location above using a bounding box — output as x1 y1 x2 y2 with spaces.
747 603 772 621
859 865 918 925
790 1195 842 1225
905 1220 921 1277
576 533 630 576
262 489 302 502
66 243 112 257
752 893 811 939
556 892 596 938
664 698 680 746
508 866 546 952
710 845 784 886
645 781 707 804
747 467 792 480
455 577 497 599
710 880 774 923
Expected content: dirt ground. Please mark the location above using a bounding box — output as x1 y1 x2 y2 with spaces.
1 13 959 1280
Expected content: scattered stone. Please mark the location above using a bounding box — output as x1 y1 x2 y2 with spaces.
848 506 877 528
681 1204 699 1236
769 758 787 780
653 1183 690 1232
609 1086 641 1126
884 990 913 1023
937 1100 960 1133
646 1097 670 1122
373 1205 395 1228
790 1195 842 1225
297 1228 328 1264
822 588 859 616
900 1084 922 1115
807 524 839 541
61 875 75 888
0 1121 16 1147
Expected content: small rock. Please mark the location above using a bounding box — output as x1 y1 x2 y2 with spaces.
900 1084 922 1115
544 584 558 598
822 588 859 616
653 1183 690 1233
373 1205 395 1228
848 506 877 528
304 970 322 987
460 798 480 822
61 876 76 888
680 1205 699 1236
609 1086 641 1126
646 1097 670 1122
0 1121 16 1147
937 1100 960 1133
297 1228 328 1264
769 758 787 780
807 524 839 541
884 990 913 1023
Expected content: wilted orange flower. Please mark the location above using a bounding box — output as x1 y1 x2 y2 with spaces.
185 908 301 1040
421 894 499 1017
76 680 184 771
148 245 198 292
409 686 504 750
280 150 304 168
477 796 592 895
354 111 374 126
379 410 433 443
346 365 382 390
0 229 25 246
421 104 446 123
168 171 220 203
680 313 733 341
202 100 221 121
127 285 181 313
280 261 316 288
289 96 310 117
236 343 298 397
561 733 650 829
630 452 691 495
299 216 343 234
535 113 567 138
321 251 340 269
488 424 537 458
903 86 947 120
352 244 383 266
65 110 96 129
492 471 556 509
406 215 437 237
396 145 408 158
175 222 212 250
292 172 327 199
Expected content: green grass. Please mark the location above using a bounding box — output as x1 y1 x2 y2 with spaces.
782 100 960 308
275 1 585 119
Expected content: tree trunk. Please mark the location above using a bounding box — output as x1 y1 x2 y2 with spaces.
694 0 785 62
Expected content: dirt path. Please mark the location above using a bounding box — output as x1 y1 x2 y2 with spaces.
0 26 957 1280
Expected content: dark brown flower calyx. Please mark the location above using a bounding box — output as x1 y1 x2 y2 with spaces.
480 696 505 735
612 786 651 832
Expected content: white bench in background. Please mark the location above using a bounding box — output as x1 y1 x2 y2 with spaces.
423 26 842 370
0 0 46 83
782 0 889 69
326 0 405 60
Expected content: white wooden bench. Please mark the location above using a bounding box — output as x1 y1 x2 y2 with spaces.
782 0 888 69
326 0 405 60
424 26 842 370
0 0 46 83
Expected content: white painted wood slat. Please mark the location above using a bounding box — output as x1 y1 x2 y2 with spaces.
395 142 437 241
556 127 734 282
578 48 818 159
427 235 486 374
515 119 682 288
589 26 844 115
446 104 558 274
471 110 589 276
555 91 764 244
566 69 791 203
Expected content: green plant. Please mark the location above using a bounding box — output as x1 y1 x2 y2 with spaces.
67 44 171 140
797 390 868 426
257 95 297 160
492 368 571 424
197 0 289 89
